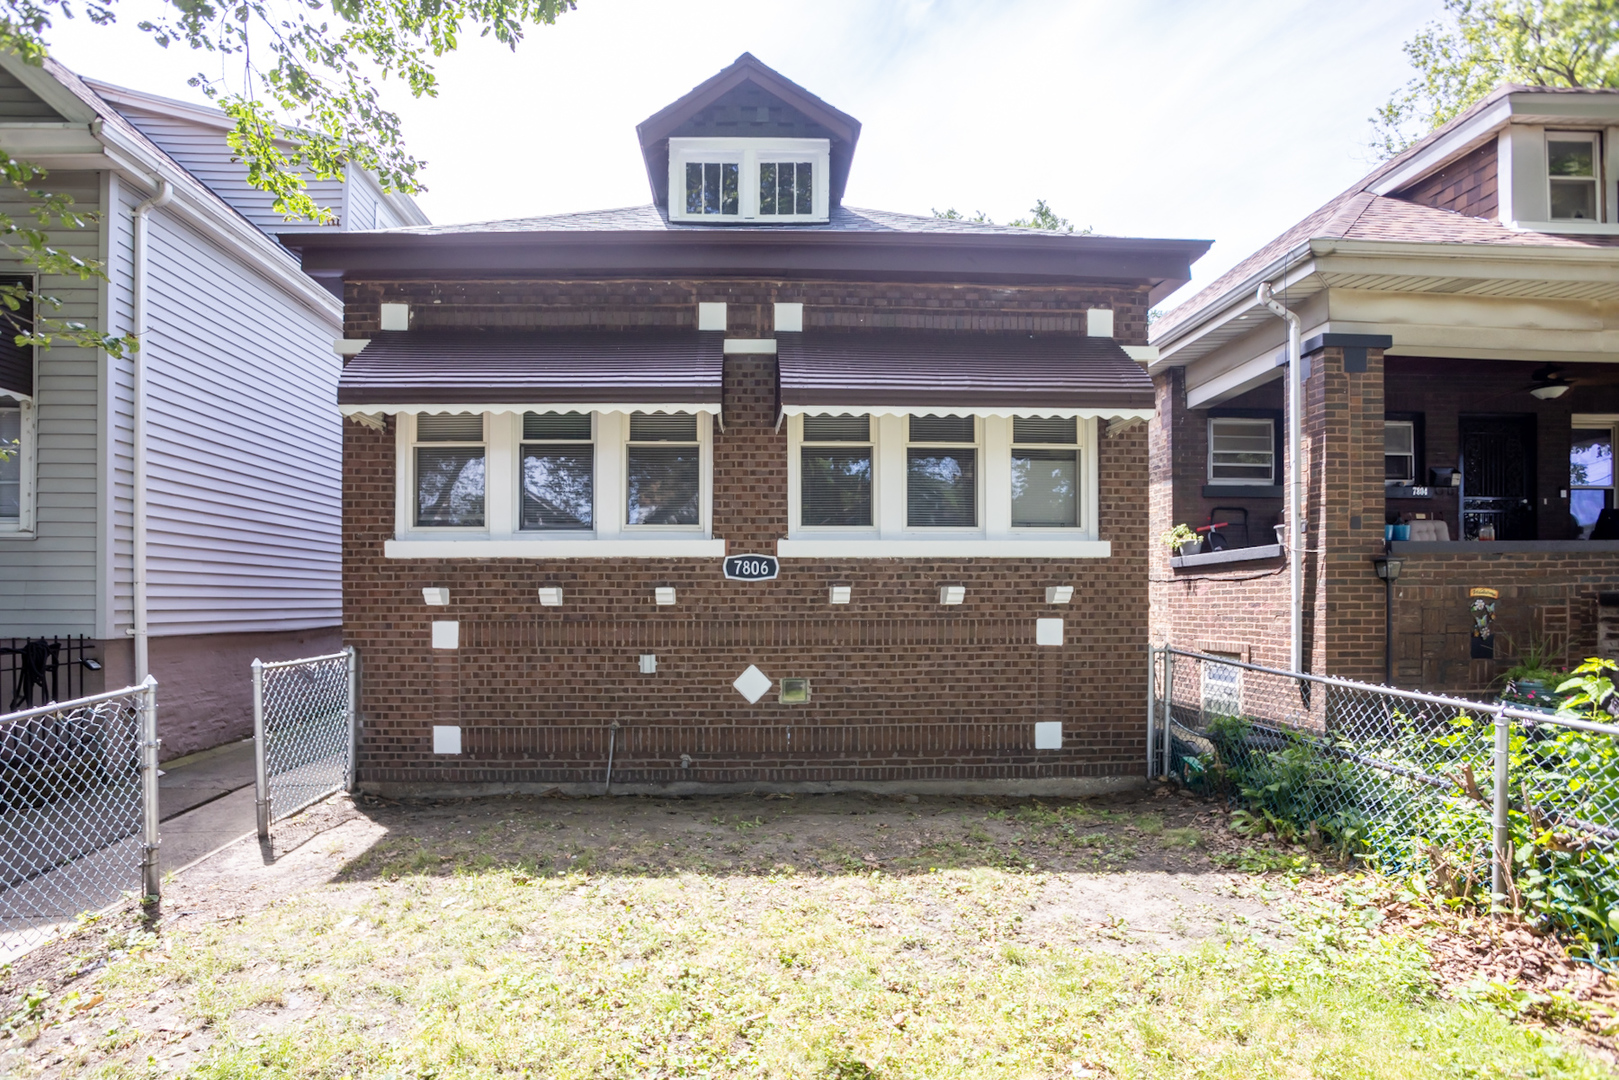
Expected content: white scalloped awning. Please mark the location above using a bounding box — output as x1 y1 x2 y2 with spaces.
339 402 718 417
779 404 1154 421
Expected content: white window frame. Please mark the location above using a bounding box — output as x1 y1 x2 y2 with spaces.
622 411 710 535
1010 418 1085 530
390 409 718 557
1571 413 1619 539
783 413 1104 556
0 394 35 536
516 411 595 533
1207 416 1276 486
904 414 983 533
667 137 831 224
789 413 878 538
1547 131 1603 222
1384 419 1417 487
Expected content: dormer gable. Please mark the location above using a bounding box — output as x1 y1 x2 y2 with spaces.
636 53 861 224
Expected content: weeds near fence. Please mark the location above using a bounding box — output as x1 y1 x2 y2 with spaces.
1167 651 1619 965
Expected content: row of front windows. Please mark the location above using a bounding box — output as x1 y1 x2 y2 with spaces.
406 411 1091 537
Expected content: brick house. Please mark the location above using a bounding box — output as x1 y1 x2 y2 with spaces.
284 54 1208 795
1148 84 1619 692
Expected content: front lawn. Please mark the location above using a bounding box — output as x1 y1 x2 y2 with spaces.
1 791 1611 1078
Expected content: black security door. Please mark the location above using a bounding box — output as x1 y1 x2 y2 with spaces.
1460 416 1536 540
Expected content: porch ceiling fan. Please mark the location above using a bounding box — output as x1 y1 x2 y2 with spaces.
1526 365 1574 400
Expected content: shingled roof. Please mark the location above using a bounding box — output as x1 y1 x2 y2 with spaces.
1152 84 1619 343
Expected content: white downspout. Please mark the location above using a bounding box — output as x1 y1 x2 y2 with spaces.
1257 282 1304 674
131 178 173 682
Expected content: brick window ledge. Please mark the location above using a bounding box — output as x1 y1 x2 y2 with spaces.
1170 543 1284 570
1387 540 1619 555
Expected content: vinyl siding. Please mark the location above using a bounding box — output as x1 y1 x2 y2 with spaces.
0 171 106 637
123 181 342 635
112 106 347 235
0 65 66 119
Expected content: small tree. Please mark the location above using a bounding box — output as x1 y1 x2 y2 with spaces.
1373 0 1619 160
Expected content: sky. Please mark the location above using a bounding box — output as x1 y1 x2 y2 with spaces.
42 0 1448 308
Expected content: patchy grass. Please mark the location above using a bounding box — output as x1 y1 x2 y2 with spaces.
1 791 1612 1078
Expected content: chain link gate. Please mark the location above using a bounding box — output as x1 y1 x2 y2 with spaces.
1 678 160 961
253 648 357 841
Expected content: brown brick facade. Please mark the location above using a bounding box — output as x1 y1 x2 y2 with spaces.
344 279 1155 794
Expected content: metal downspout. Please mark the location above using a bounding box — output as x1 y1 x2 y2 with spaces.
1257 282 1305 673
131 178 173 681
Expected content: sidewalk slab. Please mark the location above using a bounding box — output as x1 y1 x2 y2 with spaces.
160 738 255 821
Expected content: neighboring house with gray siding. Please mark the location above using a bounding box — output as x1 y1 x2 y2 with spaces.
0 55 426 756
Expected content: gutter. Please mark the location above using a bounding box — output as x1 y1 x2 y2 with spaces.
130 177 174 683
1256 282 1305 675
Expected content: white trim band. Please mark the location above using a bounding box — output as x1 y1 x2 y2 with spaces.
779 405 1154 421
385 539 729 559
775 539 1113 559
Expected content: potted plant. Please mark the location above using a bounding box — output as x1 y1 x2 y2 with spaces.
1496 636 1568 712
1161 523 1201 557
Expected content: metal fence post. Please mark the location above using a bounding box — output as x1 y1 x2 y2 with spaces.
253 658 270 841
139 675 161 899
1146 646 1158 778
1491 703 1511 908
344 645 358 793
1160 649 1175 780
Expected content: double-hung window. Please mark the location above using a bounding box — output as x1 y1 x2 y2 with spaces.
1012 417 1079 528
1385 420 1417 486
907 415 977 528
1208 417 1275 485
0 401 19 525
1571 421 1616 539
627 412 701 527
1549 132 1601 221
521 412 593 531
800 415 873 527
414 414 486 528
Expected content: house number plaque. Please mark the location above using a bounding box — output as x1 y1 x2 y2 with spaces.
723 554 779 581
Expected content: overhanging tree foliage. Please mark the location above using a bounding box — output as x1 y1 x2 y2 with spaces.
0 0 575 377
1373 0 1619 160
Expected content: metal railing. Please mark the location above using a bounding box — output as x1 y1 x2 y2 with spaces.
0 678 159 961
2 635 100 712
253 648 356 841
1150 646 1619 952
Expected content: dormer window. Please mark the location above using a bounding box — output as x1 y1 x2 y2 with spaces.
1548 133 1601 220
668 137 829 223
686 161 740 216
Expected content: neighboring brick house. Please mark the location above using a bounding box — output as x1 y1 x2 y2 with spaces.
284 54 1208 794
1148 84 1619 693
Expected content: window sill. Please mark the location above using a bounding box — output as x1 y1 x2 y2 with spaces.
1201 484 1283 498
384 538 727 559
776 538 1112 558
1170 543 1284 569
0 527 35 540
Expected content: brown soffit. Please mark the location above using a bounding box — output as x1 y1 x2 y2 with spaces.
778 331 1155 411
335 330 724 406
636 53 862 209
284 230 1211 307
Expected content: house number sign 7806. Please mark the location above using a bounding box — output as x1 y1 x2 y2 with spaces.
723 554 779 581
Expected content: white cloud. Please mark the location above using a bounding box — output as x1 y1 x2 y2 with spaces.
42 0 1446 304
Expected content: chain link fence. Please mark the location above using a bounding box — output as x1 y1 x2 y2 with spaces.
1150 647 1619 959
253 648 356 841
0 679 159 962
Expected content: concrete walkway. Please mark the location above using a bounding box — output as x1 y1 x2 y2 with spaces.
158 740 259 872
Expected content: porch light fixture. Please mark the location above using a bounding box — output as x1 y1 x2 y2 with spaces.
654 586 678 606
1372 555 1404 581
422 587 450 606
1529 365 1572 400
828 584 852 604
537 586 564 606
939 585 966 606
1045 586 1074 604
1531 382 1570 400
